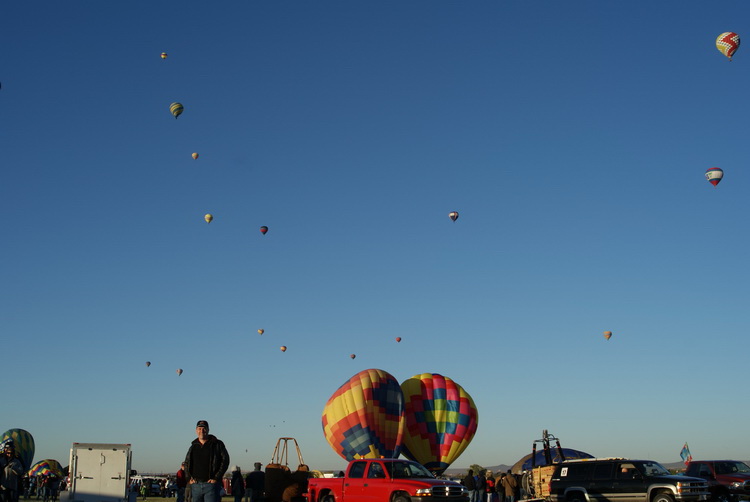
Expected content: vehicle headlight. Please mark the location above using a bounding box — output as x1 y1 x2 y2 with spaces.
415 489 432 496
461 487 469 495
730 482 742 490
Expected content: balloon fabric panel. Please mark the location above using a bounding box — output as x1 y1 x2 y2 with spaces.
1 429 35 471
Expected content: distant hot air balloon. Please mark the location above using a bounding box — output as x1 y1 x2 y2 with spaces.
258 329 264 335
395 337 402 343
350 354 356 359
706 167 723 187
161 52 168 59
448 211 459 222
717 32 740 60
280 346 287 352
170 102 184 119
322 368 404 461
192 153 199 160
204 214 213 223
28 459 64 478
176 368 183 376
145 361 151 367
260 226 268 235
603 331 612 341
400 373 478 475
1 429 35 471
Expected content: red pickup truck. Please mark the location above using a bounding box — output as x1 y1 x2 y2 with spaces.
684 460 750 502
306 459 468 502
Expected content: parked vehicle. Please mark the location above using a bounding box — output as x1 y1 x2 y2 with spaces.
547 458 709 502
306 458 468 502
61 443 135 502
685 460 750 502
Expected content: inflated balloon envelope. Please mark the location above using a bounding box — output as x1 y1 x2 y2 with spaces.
1 428 35 471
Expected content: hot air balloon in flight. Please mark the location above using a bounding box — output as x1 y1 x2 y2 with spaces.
170 102 184 119
322 368 404 461
716 32 740 60
145 361 151 367
161 52 168 59
192 153 199 160
395 337 402 343
1 429 35 471
204 214 213 223
260 226 268 235
350 354 356 359
400 373 478 475
448 211 459 222
176 368 183 376
280 346 287 352
603 331 612 341
706 167 723 187
258 329 264 335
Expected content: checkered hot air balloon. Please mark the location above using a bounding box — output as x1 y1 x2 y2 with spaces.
1 429 35 471
716 32 740 60
322 368 404 461
28 459 64 478
399 373 478 475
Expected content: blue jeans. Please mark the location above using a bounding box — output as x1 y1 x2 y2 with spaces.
191 483 218 502
176 488 185 502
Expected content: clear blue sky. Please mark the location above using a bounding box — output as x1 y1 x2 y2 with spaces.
3 1 749 474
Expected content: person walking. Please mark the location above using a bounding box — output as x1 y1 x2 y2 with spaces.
183 420 229 502
243 463 264 502
230 467 244 502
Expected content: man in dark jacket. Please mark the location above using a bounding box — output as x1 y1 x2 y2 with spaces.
184 420 230 502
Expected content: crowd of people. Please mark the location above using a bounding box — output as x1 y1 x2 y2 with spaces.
462 469 520 502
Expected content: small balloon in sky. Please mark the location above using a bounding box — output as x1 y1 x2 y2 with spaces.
161 52 168 59
260 226 269 235
192 153 199 160
706 167 723 187
176 368 183 376
395 337 402 343
716 32 740 61
145 361 151 367
280 346 287 352
258 329 264 335
170 102 184 119
448 211 459 222
603 331 612 341
350 354 356 359
204 214 213 224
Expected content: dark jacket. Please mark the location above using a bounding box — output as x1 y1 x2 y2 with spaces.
231 471 245 496
184 435 230 482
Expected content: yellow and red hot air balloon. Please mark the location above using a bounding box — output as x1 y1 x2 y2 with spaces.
280 346 287 352
204 214 213 224
322 368 404 461
717 32 740 61
161 52 168 59
170 102 184 119
400 373 478 475
603 331 612 341
192 153 199 160
176 368 183 376
258 329 264 335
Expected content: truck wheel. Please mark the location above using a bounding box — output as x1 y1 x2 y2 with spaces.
567 492 586 502
652 493 675 502
393 495 411 502
322 495 335 502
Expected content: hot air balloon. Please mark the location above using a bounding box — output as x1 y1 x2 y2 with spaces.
717 32 740 60
603 331 612 341
260 226 268 235
280 346 287 352
321 368 404 461
400 373 478 475
706 167 723 187
28 459 64 478
192 153 199 160
145 361 151 367
170 102 184 119
258 329 264 335
350 354 356 359
176 368 183 376
161 52 168 59
395 337 402 343
1 429 35 471
204 214 213 223
448 211 459 222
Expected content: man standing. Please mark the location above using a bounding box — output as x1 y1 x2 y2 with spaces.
243 463 264 502
184 421 229 502
1 441 24 502
176 463 188 502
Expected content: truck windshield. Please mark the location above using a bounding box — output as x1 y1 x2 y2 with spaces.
384 461 435 479
715 462 750 475
638 462 670 477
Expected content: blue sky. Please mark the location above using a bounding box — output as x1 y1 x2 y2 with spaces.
3 1 749 474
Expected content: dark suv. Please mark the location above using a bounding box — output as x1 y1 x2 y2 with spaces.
548 458 709 502
685 460 750 502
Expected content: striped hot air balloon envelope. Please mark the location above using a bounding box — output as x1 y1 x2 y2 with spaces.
28 459 64 478
170 102 184 119
322 368 404 461
1 429 35 471
716 32 740 60
706 167 723 187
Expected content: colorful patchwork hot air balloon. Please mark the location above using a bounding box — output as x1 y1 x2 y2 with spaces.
400 373 478 475
322 368 404 461
1 429 35 470
448 211 459 222
28 459 64 477
716 32 740 60
170 102 184 119
706 167 723 187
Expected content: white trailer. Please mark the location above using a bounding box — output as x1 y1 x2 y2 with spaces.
63 443 135 502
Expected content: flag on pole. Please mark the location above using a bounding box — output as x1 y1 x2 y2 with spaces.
680 443 692 465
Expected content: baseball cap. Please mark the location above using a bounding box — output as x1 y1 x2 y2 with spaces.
196 420 209 429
